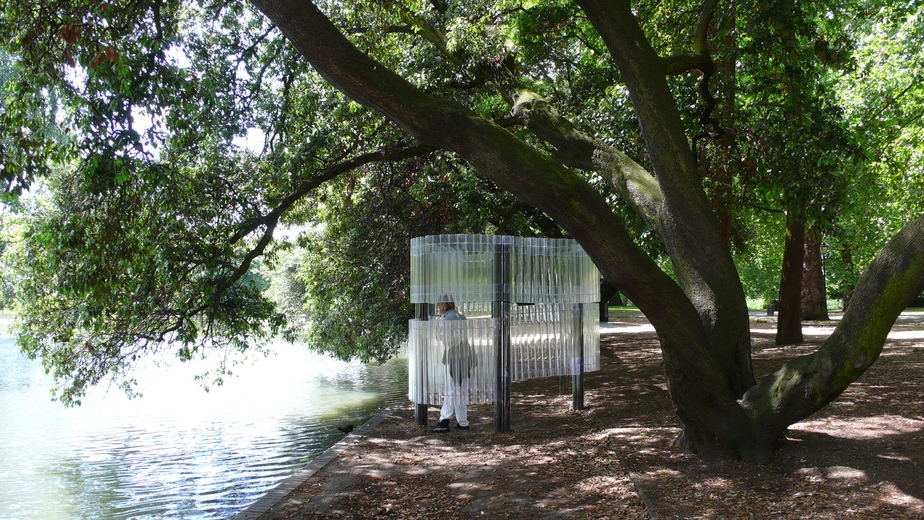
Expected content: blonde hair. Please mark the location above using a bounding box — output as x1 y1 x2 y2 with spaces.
437 301 455 314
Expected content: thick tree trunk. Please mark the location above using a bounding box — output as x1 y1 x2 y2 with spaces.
250 0 924 462
576 0 754 399
801 226 829 320
776 210 805 344
744 214 924 439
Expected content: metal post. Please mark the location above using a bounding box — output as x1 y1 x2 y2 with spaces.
494 240 512 432
414 302 432 426
572 303 585 410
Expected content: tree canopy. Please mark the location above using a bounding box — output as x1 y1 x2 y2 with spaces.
1 0 923 461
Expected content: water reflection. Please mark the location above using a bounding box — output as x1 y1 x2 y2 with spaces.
0 334 408 519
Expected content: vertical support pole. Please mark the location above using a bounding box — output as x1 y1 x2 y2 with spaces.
572 303 585 411
414 302 432 426
494 240 512 432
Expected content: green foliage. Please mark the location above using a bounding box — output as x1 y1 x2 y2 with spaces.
0 194 40 310
15 156 287 405
0 0 313 403
1 0 922 406
833 1 924 270
716 0 856 221
733 209 785 302
296 152 563 363
0 51 70 199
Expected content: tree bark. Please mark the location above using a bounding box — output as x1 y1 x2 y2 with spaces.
776 209 805 344
248 0 924 461
575 0 754 398
841 244 856 310
248 0 769 458
801 226 829 320
744 214 924 438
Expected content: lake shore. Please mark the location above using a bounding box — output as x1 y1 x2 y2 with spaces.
245 310 924 519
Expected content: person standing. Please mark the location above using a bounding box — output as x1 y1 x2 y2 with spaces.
430 295 476 432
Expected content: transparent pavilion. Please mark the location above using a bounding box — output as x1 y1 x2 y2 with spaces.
408 234 601 430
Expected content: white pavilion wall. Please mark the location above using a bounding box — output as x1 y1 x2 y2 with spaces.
408 234 602 407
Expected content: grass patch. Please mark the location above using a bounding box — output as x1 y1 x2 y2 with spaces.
607 306 642 318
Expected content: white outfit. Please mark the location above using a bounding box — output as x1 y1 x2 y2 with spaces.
439 307 469 427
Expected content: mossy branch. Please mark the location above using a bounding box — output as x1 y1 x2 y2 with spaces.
743 214 924 433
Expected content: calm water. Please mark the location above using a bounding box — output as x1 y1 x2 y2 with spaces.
0 332 408 519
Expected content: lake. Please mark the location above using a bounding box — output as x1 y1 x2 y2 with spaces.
0 332 409 519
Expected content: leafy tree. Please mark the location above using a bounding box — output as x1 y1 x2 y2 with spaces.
831 0 924 298
1 0 923 462
297 152 565 362
0 199 30 310
709 0 854 338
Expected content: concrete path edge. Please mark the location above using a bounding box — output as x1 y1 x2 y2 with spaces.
233 398 410 520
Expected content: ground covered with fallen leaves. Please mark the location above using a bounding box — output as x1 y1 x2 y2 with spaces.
256 310 924 519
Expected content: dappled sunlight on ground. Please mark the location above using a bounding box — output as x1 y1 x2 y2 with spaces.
792 415 924 439
255 309 924 520
589 310 924 520
600 322 655 334
882 483 924 509
797 465 867 485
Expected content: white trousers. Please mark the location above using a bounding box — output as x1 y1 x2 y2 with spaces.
439 375 469 427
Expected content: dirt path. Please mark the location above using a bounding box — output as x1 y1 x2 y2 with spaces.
252 311 924 519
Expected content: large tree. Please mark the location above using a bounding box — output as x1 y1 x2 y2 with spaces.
2 0 923 461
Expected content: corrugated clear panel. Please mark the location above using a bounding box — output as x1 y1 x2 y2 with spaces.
509 306 523 381
540 304 557 379
509 306 524 382
583 303 601 372
538 304 550 377
407 319 423 403
561 304 574 375
533 307 547 380
468 317 497 404
410 238 422 303
411 234 602 395
536 240 545 300
551 240 563 302
408 319 441 405
413 234 600 304
507 302 602 381
461 301 491 319
407 316 496 406
524 305 536 381
532 305 544 378
569 304 583 374
540 305 554 378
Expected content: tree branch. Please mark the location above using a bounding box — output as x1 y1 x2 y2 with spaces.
503 86 663 225
743 213 924 433
228 143 435 247
654 0 719 75
662 52 714 76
